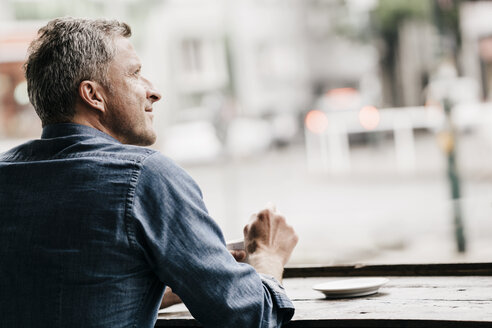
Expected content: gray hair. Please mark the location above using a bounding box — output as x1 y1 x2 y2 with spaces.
24 17 131 126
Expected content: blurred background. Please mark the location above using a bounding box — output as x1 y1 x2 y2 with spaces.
1 0 492 265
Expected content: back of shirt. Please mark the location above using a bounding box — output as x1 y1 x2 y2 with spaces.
0 124 163 328
0 123 295 328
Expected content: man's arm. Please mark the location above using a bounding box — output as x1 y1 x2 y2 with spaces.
133 152 298 327
159 250 247 309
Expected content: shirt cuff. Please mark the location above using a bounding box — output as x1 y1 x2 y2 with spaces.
259 273 295 323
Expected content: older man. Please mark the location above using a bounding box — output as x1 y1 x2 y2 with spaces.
0 18 298 327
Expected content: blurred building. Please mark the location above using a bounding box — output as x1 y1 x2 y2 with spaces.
144 0 380 117
460 1 492 101
139 0 381 161
0 20 41 139
144 0 311 123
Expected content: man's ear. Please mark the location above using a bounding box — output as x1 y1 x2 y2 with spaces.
78 80 106 113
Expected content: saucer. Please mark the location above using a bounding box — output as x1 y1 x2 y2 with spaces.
313 278 389 298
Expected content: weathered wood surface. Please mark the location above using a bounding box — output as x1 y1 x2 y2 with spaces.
156 276 492 327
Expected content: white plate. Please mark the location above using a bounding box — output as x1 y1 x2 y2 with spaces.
313 278 389 298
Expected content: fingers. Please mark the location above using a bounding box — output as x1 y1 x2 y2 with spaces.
248 202 278 223
230 250 246 262
245 205 285 236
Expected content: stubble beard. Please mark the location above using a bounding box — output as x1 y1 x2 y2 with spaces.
103 96 156 147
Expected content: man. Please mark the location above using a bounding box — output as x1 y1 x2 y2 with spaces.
0 17 298 327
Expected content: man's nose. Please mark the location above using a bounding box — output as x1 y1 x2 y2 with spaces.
145 79 162 102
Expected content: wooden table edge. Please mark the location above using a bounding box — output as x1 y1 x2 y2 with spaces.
156 318 492 328
283 262 492 278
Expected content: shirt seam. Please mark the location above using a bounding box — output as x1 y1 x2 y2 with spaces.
123 151 160 251
123 151 161 328
1 150 149 163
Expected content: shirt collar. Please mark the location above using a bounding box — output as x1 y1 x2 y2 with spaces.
41 123 120 144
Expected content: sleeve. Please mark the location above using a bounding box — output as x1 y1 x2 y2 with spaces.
130 152 294 327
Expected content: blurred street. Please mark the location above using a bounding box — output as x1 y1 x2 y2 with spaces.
184 131 492 265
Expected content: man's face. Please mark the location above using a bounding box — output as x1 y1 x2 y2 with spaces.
101 37 161 146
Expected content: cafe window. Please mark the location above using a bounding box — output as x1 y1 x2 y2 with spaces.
1 0 492 268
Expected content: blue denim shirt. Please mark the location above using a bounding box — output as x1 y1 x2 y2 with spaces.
0 123 294 328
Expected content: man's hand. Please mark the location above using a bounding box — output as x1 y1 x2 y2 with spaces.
243 205 298 282
160 287 182 309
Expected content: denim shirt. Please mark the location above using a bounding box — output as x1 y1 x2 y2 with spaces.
0 123 294 328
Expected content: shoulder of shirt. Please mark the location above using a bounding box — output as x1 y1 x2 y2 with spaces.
138 150 191 181
138 149 180 169
97 141 157 162
135 149 202 197
93 142 184 175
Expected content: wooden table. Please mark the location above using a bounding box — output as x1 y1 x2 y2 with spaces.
156 263 492 327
